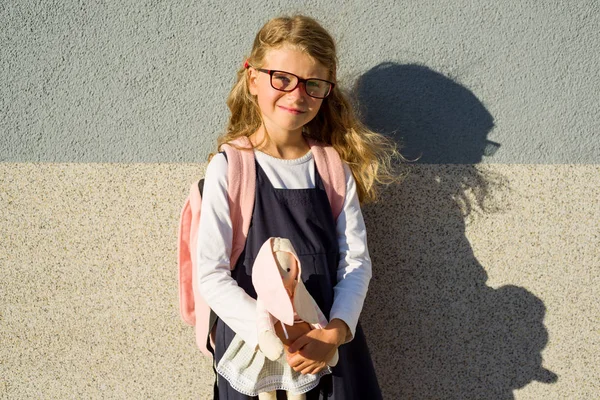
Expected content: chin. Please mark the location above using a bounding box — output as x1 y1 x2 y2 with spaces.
273 121 308 134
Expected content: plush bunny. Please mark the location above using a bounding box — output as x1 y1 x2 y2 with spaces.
252 237 339 400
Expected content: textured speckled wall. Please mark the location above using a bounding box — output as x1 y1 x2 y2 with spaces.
1 1 599 399
2 164 598 399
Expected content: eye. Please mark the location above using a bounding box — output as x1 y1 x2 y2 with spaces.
287 268 291 272
272 73 292 88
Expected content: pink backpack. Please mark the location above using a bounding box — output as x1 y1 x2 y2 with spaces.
178 136 347 358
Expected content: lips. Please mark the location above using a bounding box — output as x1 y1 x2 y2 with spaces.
278 105 306 114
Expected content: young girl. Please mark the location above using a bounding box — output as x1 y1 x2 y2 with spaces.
196 15 397 399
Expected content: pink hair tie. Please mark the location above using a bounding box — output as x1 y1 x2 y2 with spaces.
244 59 249 69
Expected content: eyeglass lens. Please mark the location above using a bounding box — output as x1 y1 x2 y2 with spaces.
271 71 331 98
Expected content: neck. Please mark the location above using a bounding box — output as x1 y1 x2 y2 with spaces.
251 125 310 160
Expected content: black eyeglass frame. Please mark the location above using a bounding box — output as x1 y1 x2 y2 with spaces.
253 67 336 99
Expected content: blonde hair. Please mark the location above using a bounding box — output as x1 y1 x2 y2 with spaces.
216 15 401 204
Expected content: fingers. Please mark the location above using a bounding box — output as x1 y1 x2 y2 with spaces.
300 362 326 375
289 356 325 374
290 357 311 372
286 351 304 367
288 334 310 354
287 351 327 375
288 329 329 355
300 343 335 362
286 330 338 375
302 361 326 375
290 337 336 363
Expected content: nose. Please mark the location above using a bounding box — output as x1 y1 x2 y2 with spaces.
287 82 308 100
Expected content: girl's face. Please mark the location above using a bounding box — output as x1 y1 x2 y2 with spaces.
248 46 329 138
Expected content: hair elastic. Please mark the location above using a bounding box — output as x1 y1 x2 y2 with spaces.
244 59 249 69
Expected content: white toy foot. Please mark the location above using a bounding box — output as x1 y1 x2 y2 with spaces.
258 391 277 400
286 391 306 400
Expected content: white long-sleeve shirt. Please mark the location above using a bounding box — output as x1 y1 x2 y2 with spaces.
196 149 372 350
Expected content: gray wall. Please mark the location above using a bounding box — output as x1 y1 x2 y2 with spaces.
2 1 599 399
2 0 599 163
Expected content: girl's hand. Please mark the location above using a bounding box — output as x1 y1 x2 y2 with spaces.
286 319 348 375
274 321 311 347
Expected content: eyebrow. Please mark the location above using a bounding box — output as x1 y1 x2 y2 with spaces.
260 68 331 80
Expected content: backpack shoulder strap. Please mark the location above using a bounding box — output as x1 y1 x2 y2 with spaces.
307 138 346 222
177 180 203 326
177 136 256 358
221 136 256 268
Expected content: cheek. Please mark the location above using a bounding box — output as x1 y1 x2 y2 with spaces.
256 85 282 107
257 95 280 116
308 99 324 115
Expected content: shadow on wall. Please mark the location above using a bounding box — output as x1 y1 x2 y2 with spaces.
353 63 558 399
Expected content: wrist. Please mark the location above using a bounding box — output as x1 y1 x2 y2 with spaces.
326 318 349 346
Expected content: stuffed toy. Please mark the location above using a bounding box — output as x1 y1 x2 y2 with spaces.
252 237 339 400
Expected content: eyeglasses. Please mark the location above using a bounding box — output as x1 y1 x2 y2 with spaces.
251 67 335 99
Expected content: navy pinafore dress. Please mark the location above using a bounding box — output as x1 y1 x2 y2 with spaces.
213 155 382 400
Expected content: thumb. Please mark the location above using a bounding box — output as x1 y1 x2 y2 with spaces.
288 334 310 353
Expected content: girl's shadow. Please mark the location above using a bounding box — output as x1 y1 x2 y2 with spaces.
354 63 558 399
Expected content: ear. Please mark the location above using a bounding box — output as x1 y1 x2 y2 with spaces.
293 280 320 324
251 238 295 326
272 238 321 324
248 67 259 96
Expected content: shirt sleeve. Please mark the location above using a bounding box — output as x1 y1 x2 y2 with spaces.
329 162 372 343
195 153 259 349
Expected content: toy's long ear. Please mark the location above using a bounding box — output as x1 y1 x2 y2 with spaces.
273 239 322 325
293 280 320 324
272 238 321 324
251 238 295 326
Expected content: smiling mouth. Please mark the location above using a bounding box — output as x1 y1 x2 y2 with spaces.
278 106 306 114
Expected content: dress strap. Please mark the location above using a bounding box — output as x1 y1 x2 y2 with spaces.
222 137 256 269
